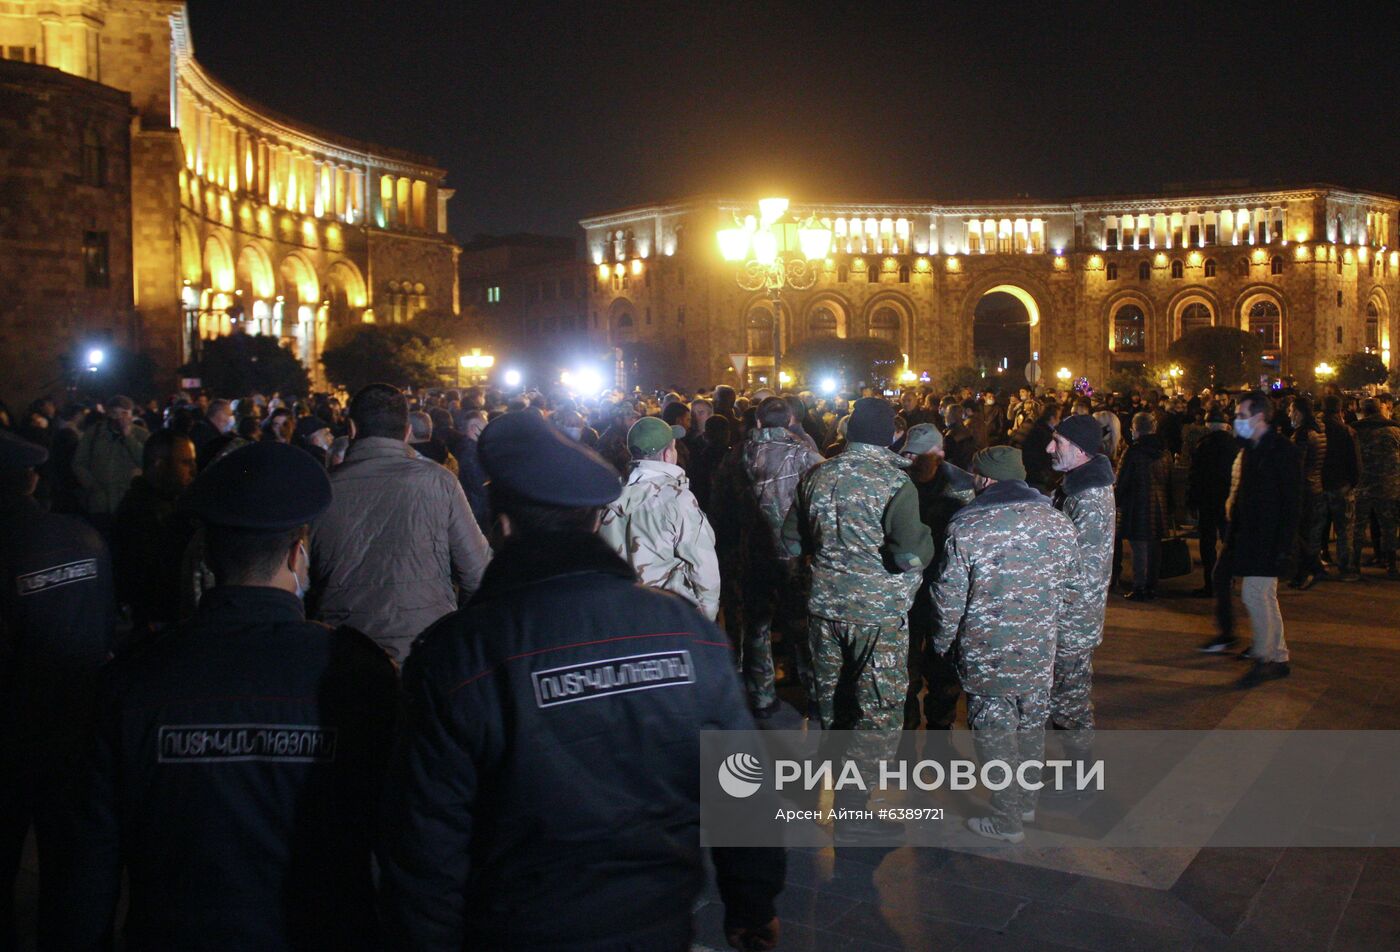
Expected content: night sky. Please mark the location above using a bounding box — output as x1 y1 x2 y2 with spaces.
187 1 1399 242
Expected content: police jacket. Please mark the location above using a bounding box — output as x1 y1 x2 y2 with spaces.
379 531 784 952
0 495 114 767
60 586 398 952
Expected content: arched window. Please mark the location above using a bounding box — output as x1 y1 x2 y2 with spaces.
1366 302 1380 351
1204 258 1217 278
1248 300 1281 348
837 264 849 283
867 261 879 283
1170 259 1184 279
868 307 901 344
1106 262 1119 281
1236 257 1250 276
1180 302 1212 336
809 307 838 337
1336 256 1343 276
1113 304 1146 353
746 308 774 354
898 264 910 283
1138 261 1151 281
81 127 106 186
1270 255 1284 275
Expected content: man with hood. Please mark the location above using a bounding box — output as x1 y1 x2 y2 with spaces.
933 446 1084 843
599 416 720 619
737 397 823 717
781 397 933 842
1046 415 1116 774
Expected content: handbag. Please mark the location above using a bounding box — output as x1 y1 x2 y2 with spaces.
1158 534 1192 580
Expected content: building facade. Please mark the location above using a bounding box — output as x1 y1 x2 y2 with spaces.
0 0 459 405
560 189 1399 391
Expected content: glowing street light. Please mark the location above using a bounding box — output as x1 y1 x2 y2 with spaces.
717 196 832 386
503 368 523 389
458 348 495 386
86 348 105 372
1056 366 1072 383
1315 361 1335 380
820 377 838 396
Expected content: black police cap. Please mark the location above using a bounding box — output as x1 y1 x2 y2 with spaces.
184 440 331 529
478 410 621 507
0 429 48 469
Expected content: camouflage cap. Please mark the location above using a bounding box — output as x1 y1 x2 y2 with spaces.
972 445 1026 481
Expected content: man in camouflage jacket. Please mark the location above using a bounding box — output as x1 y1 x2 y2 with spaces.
782 398 933 841
1047 415 1117 759
599 417 720 618
739 398 825 715
933 446 1084 842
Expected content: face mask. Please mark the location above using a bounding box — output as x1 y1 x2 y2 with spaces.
563 427 583 441
1233 419 1254 440
293 542 310 601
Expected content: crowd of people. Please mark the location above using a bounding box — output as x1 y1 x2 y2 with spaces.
2 370 1398 949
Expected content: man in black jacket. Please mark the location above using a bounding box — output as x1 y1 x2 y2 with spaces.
60 442 397 951
1187 411 1239 596
379 410 784 952
1199 392 1301 687
0 431 115 950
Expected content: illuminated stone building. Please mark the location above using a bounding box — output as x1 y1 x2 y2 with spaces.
566 188 1399 390
0 1 459 404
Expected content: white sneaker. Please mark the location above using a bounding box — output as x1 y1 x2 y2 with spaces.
966 816 1025 843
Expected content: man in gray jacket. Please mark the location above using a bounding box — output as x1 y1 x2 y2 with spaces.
310 384 491 662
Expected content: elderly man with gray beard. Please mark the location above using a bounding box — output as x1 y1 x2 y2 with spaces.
1045 414 1116 789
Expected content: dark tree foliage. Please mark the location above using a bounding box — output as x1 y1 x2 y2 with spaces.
181 333 309 398
319 323 457 393
785 336 902 387
1166 327 1264 391
1333 352 1389 390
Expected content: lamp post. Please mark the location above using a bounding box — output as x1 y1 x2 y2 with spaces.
717 197 832 389
459 348 495 387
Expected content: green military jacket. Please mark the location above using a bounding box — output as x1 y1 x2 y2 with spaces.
933 479 1084 695
782 441 934 625
1053 454 1116 655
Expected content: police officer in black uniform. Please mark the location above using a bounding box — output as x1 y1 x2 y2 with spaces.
379 410 785 952
0 430 114 952
60 441 398 951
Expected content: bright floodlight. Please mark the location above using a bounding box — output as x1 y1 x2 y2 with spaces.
503 369 522 389
86 348 105 368
575 367 604 396
820 377 837 395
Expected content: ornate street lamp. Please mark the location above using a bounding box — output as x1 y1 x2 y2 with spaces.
459 348 495 386
717 197 832 387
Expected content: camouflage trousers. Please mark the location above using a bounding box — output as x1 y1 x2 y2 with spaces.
1353 493 1398 564
1049 649 1095 757
742 561 813 709
809 615 907 788
966 688 1050 836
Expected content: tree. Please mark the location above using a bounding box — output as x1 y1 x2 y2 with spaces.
320 324 458 393
941 365 984 392
1166 327 1264 391
180 333 308 398
784 337 901 389
1333 352 1390 390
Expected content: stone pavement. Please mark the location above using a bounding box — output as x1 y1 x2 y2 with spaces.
691 542 1400 952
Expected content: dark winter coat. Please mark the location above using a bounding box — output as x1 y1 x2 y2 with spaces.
1320 416 1361 491
1293 421 1327 496
378 532 784 950
1225 429 1303 578
1187 428 1239 514
1115 433 1173 540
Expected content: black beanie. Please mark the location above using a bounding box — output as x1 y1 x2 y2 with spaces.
1055 413 1102 457
846 397 896 446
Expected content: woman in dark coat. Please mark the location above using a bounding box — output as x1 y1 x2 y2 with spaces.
1116 411 1174 600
